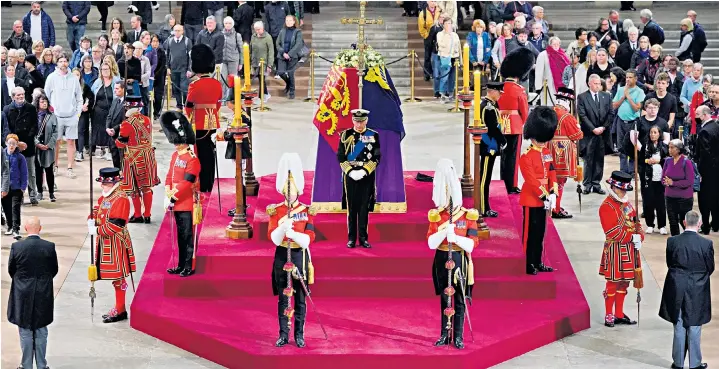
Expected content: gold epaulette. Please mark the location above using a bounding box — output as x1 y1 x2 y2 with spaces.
428 209 441 222
464 208 479 221
266 203 277 216
307 205 318 216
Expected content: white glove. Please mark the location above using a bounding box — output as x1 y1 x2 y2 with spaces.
286 229 297 240
632 234 642 250
281 219 294 231
446 226 457 244
87 220 97 236
210 132 217 143
163 196 173 211
548 193 557 211
128 5 138 12
544 200 551 210
348 170 363 181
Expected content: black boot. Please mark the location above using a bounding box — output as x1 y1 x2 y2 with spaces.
275 335 289 347
537 263 554 272
359 239 372 248
347 240 356 248
294 334 305 348
613 314 637 325
167 266 182 274
180 267 194 277
453 336 465 349
129 215 144 223
526 264 538 275
294 320 305 348
434 333 449 346
102 310 128 323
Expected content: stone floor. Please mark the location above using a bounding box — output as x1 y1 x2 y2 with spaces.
1 95 717 368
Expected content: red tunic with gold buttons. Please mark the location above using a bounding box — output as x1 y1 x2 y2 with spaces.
519 144 558 208
549 106 584 179
92 186 136 281
267 202 317 295
165 147 201 212
115 112 160 193
184 76 223 131
497 78 529 135
599 194 644 282
426 207 479 295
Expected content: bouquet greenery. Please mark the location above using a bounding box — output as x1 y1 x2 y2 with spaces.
334 45 385 69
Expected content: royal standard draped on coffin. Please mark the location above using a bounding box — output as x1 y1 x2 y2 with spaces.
312 49 407 213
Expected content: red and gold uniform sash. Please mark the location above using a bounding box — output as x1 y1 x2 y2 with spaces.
116 113 160 193
549 106 584 179
598 195 644 282
92 187 136 281
184 76 223 131
498 79 529 135
165 147 201 212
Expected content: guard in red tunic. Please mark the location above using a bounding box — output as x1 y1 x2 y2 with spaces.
267 153 316 348
185 44 222 193
87 167 136 324
519 107 558 275
599 171 644 327
498 48 534 195
426 159 479 350
549 87 584 219
115 96 160 223
160 111 201 277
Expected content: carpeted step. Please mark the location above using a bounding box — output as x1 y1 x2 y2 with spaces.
162 273 557 300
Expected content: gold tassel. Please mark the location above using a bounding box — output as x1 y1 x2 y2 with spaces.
193 202 203 225
633 268 644 289
467 255 475 285
88 265 98 282
308 262 315 285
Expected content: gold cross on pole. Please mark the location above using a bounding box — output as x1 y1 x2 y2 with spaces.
341 1 383 108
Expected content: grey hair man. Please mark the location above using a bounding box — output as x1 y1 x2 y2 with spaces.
659 210 713 369
640 9 664 46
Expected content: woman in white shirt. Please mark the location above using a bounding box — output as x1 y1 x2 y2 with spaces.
436 17 460 102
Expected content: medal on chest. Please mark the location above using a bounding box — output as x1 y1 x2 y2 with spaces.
175 159 187 169
101 200 112 209
360 135 375 143
290 212 309 221
455 220 467 229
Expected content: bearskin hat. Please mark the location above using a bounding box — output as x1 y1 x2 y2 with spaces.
523 106 558 143
500 47 535 80
160 111 196 145
191 44 215 74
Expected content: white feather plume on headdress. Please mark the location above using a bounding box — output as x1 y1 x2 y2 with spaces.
432 159 462 209
276 153 304 195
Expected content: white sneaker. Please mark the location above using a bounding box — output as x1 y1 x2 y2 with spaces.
75 152 83 162
104 152 112 161
264 93 271 103
4 228 12 236
66 168 77 179
95 148 103 157
645 227 653 234
659 227 668 235
12 231 21 240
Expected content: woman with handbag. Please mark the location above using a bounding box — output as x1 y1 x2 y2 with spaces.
436 17 460 103
276 15 304 100
33 95 58 202
641 125 669 235
662 139 695 236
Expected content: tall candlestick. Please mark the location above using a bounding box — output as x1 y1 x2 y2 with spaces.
243 43 251 91
473 70 481 124
233 76 242 127
463 43 470 93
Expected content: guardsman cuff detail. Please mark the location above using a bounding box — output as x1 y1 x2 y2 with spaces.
363 161 377 174
340 161 352 174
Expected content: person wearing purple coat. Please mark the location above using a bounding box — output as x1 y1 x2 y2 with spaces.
662 139 695 235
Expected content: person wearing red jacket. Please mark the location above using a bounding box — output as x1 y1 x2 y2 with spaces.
115 96 160 223
426 159 479 350
598 170 644 328
87 167 136 324
519 106 558 275
498 48 534 194
184 43 222 193
160 111 201 277
549 87 584 219
266 153 316 348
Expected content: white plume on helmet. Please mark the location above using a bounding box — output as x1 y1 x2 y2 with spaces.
276 153 304 196
432 159 462 209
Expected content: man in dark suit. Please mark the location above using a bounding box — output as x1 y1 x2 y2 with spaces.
125 15 145 44
7 216 58 369
695 105 719 234
608 10 626 44
105 81 126 169
578 74 613 194
615 26 639 70
659 211 713 369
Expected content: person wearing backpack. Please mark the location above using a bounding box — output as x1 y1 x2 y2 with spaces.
662 139 695 236
639 9 664 45
221 16 243 100
687 10 707 63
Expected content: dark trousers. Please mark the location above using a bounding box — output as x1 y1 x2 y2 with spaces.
2 189 23 232
173 211 194 270
278 278 307 338
153 74 166 118
108 139 122 169
698 177 719 231
523 206 546 269
345 175 373 242
500 134 520 192
170 71 188 108
34 157 55 197
423 38 433 79
76 113 90 152
140 86 150 116
479 153 497 213
582 134 605 191
666 196 693 236
439 287 466 338
643 180 666 228
195 132 216 193
97 3 109 30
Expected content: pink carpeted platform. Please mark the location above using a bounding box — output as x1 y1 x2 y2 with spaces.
130 172 590 369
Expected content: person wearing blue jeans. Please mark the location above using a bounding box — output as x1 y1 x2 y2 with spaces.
612 69 645 174
62 1 90 52
19 326 49 369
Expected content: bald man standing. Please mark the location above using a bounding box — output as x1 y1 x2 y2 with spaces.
7 216 58 369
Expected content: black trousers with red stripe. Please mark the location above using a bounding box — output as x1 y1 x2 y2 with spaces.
523 206 547 269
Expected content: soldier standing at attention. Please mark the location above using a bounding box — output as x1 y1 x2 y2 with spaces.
478 81 507 217
549 87 584 219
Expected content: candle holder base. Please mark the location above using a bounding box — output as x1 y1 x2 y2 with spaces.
226 216 253 239
461 175 473 198
403 97 422 102
447 104 462 113
252 106 272 112
245 174 259 196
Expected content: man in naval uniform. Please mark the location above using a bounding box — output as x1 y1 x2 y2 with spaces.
337 109 381 249
478 81 508 217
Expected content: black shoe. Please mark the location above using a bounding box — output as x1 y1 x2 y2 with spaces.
700 226 711 235
275 336 289 347
690 364 708 369
360 239 371 248
347 240 356 248
537 263 554 272
453 336 464 349
551 211 573 219
484 209 498 218
228 208 236 217
167 266 182 274
434 92 441 98
671 365 683 369
295 335 305 348
640 212 645 218
102 310 128 323
593 188 606 195
128 216 144 223
582 188 591 195
434 334 449 346
30 199 39 206
614 314 637 325
50 194 56 202
179 268 194 277
508 187 521 194
526 265 538 275
143 216 151 224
